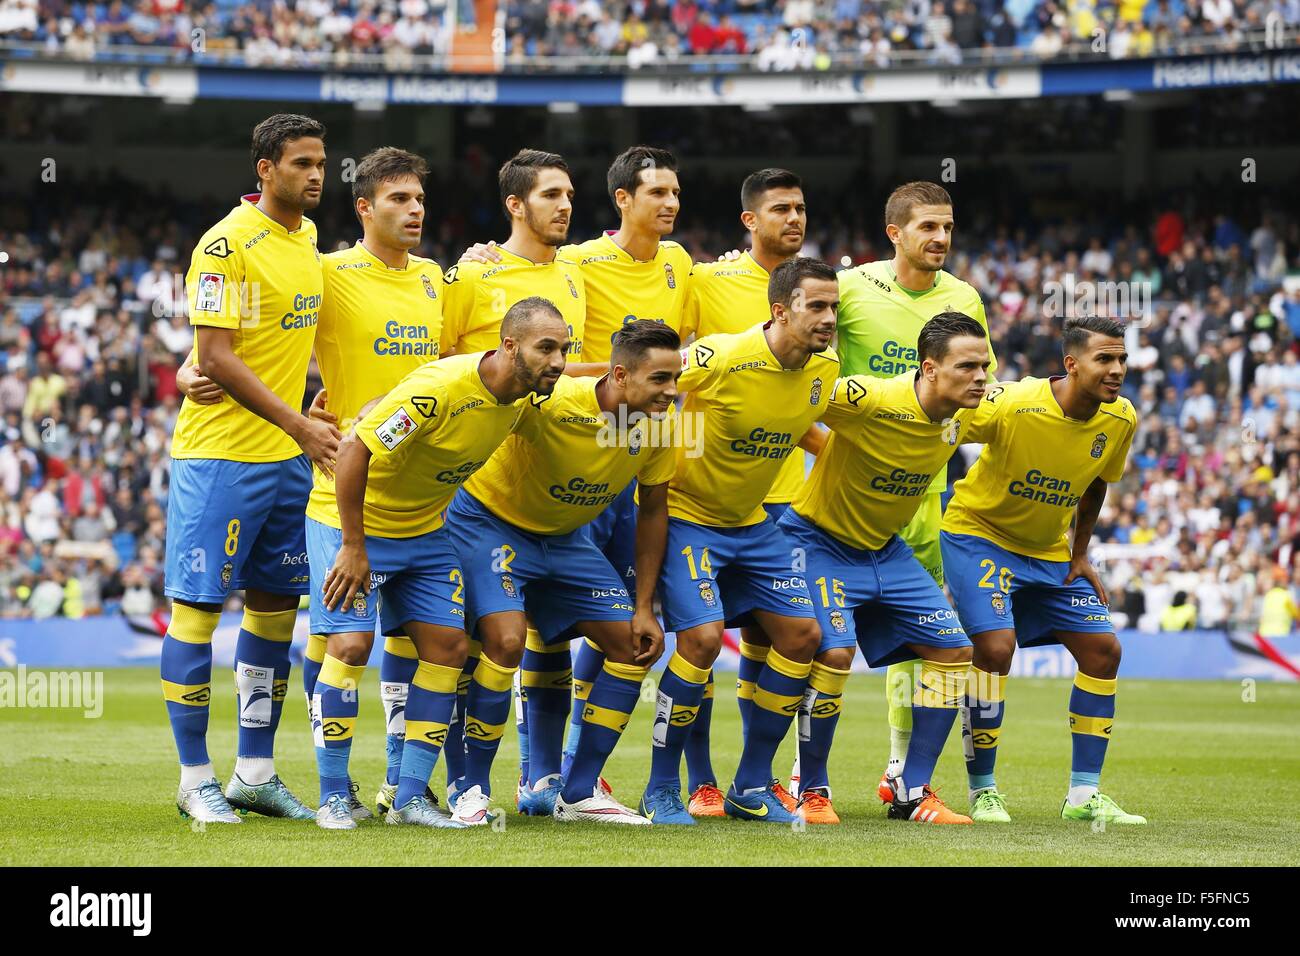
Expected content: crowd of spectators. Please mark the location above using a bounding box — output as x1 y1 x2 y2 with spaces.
1 0 1296 69
0 164 1297 633
501 0 1299 67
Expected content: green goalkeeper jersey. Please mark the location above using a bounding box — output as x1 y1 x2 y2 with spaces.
835 259 996 495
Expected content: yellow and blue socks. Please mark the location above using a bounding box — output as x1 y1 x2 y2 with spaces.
314 654 364 804
886 659 915 776
161 603 220 776
684 673 717 792
734 649 811 792
562 638 604 778
233 607 295 783
562 659 648 802
521 630 572 787
964 665 1006 796
898 659 968 799
461 650 516 796
646 651 711 794
445 639 480 789
1067 671 1116 806
735 638 768 736
378 635 419 788
796 660 851 794
394 660 460 809
303 634 327 739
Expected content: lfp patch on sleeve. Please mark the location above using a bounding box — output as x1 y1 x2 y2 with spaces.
375 407 418 450
194 272 225 312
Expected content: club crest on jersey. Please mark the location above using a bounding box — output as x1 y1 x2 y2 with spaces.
943 417 962 445
1091 432 1108 459
829 609 848 634
220 561 233 589
628 427 643 455
990 592 1007 616
422 274 437 299
698 579 717 607
810 377 823 406
664 263 677 289
501 574 517 598
566 275 579 299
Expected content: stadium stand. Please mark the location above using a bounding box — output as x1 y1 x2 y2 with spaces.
1 0 1295 68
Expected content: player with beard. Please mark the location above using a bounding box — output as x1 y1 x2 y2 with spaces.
307 299 566 829
162 113 339 823
831 182 996 810
673 167 808 817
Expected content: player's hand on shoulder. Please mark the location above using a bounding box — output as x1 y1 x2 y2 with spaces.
459 240 502 265
294 414 341 478
716 248 743 263
323 541 371 612
632 609 666 666
308 388 337 425
178 363 225 405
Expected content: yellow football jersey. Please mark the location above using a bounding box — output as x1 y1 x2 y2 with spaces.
351 353 525 538
942 377 1137 561
306 242 443 529
463 375 677 536
439 247 586 359
172 195 322 462
793 373 979 551
560 233 692 364
680 250 805 505
835 259 996 495
670 324 839 528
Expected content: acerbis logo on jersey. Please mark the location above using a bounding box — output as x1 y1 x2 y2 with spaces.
375 406 417 450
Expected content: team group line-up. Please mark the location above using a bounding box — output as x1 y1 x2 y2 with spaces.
160 112 1145 831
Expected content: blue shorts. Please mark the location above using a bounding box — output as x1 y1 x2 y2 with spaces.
306 518 465 636
779 511 969 666
585 482 637 598
763 501 789 522
165 456 311 603
659 515 817 632
443 490 633 644
940 532 1115 646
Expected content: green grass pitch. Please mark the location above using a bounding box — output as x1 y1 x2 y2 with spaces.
2 668 1297 866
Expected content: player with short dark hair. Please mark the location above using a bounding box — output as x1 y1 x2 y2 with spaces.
780 312 991 825
942 315 1146 825
638 258 838 826
440 318 681 825
163 113 338 823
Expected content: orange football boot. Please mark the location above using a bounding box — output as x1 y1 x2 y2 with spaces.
797 789 841 824
887 786 972 825
688 783 726 817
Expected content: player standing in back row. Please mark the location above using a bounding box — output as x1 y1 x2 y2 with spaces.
833 181 995 803
162 114 339 823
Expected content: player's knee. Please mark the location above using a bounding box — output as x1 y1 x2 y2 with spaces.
817 646 854 671
924 644 973 665
676 625 723 667
481 630 525 668
973 635 1014 674
780 618 821 661
328 633 371 666
1084 636 1122 679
